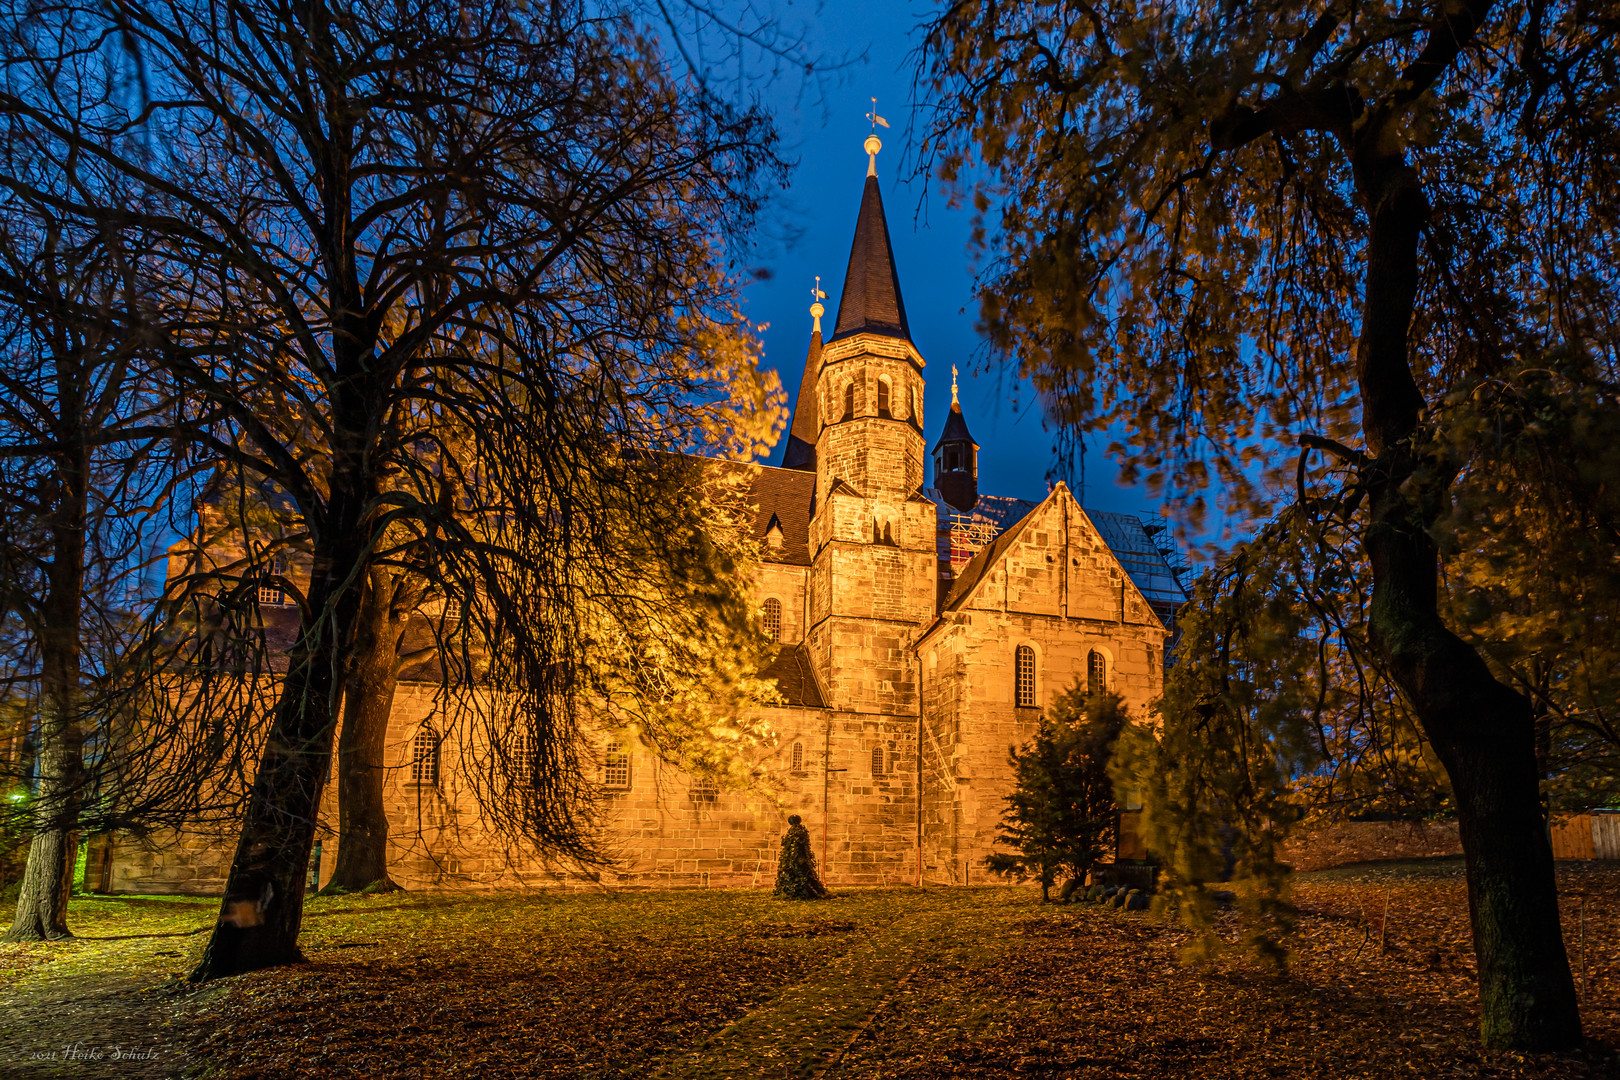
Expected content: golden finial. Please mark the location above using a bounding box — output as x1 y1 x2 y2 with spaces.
951 365 960 407
810 276 827 334
865 97 889 177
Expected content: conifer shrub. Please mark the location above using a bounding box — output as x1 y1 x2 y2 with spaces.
984 686 1128 900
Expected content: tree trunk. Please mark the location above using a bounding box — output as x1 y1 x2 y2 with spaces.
4 444 87 943
325 566 408 894
1354 160 1582 1050
188 486 369 981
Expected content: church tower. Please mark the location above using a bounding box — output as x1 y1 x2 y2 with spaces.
932 368 979 512
795 132 938 715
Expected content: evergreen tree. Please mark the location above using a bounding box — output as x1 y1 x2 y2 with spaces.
986 687 1127 901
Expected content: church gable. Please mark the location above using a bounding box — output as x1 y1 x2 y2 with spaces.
942 483 1164 629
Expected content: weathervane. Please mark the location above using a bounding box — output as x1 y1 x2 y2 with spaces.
951 364 960 407
810 275 827 334
865 97 889 177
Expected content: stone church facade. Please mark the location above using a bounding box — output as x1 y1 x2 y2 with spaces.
107 142 1183 895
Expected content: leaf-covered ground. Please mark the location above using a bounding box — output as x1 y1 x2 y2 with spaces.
0 860 1614 1079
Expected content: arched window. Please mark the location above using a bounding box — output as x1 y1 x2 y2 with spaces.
1088 649 1108 696
877 376 892 417
871 745 885 776
411 727 440 786
842 381 856 420
762 597 782 641
908 385 917 420
1015 645 1037 707
602 740 631 790
791 741 804 772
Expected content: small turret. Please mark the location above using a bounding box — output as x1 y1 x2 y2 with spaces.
932 366 978 512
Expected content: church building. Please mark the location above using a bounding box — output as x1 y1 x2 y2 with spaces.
107 134 1184 894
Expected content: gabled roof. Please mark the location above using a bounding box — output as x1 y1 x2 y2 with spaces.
940 502 1043 612
935 484 1178 621
781 330 822 470
830 176 911 343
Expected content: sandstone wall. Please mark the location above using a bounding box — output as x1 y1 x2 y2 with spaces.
917 490 1166 882
109 695 922 894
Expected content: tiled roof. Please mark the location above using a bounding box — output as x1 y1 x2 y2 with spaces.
1085 509 1189 608
760 643 825 708
830 176 911 343
743 465 814 566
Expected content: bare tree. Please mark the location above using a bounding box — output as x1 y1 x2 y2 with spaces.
3 0 784 975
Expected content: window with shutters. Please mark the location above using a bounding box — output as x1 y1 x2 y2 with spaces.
411 727 441 786
762 597 782 641
1088 649 1108 695
1015 645 1037 707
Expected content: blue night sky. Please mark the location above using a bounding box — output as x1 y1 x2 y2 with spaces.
736 2 1162 521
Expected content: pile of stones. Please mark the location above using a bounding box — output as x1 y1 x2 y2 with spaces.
1081 883 1150 911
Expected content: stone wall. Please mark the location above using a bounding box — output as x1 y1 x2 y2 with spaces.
109 694 924 894
917 489 1167 882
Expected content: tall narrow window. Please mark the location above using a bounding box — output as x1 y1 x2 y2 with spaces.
908 385 917 420
1015 645 1037 707
762 597 782 642
791 741 804 772
1088 649 1108 696
842 381 856 420
877 376 892 417
511 729 539 785
602 741 631 790
411 727 440 785
442 597 461 624
871 745 885 776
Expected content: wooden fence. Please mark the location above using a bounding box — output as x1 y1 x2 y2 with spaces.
1550 811 1620 860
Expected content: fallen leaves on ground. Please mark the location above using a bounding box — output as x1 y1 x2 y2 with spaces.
3 862 1616 1079
837 861 1617 1079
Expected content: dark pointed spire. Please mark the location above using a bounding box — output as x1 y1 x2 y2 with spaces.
830 175 911 343
781 327 821 470
933 366 979 511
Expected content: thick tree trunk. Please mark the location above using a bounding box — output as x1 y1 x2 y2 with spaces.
4 448 87 943
325 567 407 894
188 486 369 981
1355 162 1581 1050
